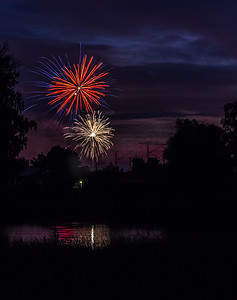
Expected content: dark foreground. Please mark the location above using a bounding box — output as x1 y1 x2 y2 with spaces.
1 180 237 228
0 228 235 300
0 182 236 299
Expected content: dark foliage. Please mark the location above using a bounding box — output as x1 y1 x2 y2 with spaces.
31 145 86 187
163 118 231 184
221 101 237 164
0 43 36 182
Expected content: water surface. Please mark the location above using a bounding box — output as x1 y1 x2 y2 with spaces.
2 223 163 248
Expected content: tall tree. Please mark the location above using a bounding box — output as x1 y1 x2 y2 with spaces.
0 43 36 182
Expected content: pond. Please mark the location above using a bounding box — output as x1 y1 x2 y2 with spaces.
2 223 163 248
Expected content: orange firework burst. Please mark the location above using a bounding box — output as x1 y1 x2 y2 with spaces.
48 55 109 115
31 52 111 121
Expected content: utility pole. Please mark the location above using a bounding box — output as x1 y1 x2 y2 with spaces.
129 157 132 171
146 141 151 162
148 144 167 163
115 150 118 167
139 142 167 163
140 141 152 162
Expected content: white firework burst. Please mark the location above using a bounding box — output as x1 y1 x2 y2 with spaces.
64 111 114 161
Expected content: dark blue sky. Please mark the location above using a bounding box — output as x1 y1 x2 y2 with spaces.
1 0 237 168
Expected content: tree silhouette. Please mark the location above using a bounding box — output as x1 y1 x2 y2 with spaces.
32 146 82 187
221 101 237 164
163 118 230 184
132 156 146 173
0 43 36 182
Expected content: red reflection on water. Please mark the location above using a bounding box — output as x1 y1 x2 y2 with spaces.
55 226 72 240
53 225 91 245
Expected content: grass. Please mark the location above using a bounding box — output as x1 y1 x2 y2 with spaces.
0 229 235 300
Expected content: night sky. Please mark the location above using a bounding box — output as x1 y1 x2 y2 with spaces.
1 0 237 169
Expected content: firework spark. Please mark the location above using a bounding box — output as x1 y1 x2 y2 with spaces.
31 53 111 121
64 111 114 161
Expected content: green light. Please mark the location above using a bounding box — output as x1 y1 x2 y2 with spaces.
79 180 83 189
73 179 83 189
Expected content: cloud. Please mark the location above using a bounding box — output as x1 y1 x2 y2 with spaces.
109 62 237 116
1 0 237 54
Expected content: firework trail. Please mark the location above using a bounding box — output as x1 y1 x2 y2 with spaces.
29 52 112 123
64 111 114 161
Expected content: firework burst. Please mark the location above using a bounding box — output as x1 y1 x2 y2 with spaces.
64 111 114 161
30 52 111 122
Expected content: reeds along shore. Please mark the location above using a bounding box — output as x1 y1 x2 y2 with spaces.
0 228 235 300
